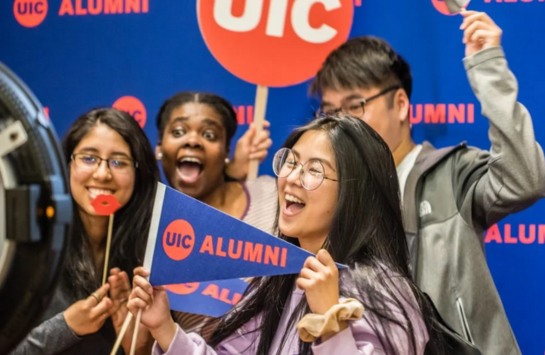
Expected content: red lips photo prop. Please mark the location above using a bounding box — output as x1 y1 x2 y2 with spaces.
91 194 121 216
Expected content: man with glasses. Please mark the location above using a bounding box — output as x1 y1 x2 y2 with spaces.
310 11 544 355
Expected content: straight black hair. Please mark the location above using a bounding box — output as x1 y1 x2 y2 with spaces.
311 36 413 104
61 108 159 300
208 116 445 355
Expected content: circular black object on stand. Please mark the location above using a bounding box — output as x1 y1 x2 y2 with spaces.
0 62 71 354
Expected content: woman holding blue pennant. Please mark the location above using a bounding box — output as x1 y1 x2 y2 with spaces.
128 116 452 354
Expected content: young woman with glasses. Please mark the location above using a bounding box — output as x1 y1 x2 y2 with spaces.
11 108 160 355
127 115 447 355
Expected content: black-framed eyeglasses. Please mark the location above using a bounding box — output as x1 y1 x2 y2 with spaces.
315 85 401 119
272 148 338 191
71 153 138 175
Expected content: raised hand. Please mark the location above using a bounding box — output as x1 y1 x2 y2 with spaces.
226 120 273 180
127 267 177 352
109 268 152 354
460 10 502 57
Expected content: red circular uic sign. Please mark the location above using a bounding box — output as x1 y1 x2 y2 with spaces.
198 0 354 87
113 96 147 129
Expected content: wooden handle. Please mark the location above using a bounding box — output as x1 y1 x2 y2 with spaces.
247 85 268 180
110 312 134 355
102 214 115 285
129 309 143 355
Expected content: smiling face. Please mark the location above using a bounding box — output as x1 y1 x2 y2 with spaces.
158 102 228 200
277 130 339 246
70 124 136 218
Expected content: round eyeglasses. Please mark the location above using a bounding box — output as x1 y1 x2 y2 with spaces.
272 148 338 191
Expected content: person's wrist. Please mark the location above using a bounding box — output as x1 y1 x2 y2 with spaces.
63 310 84 336
225 160 246 180
315 299 339 315
150 318 177 352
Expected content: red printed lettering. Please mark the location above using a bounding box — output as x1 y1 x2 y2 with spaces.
200 235 215 255
105 0 122 14
228 239 243 259
59 0 149 16
485 224 503 244
219 288 231 304
411 104 474 124
539 225 545 244
264 245 280 266
280 247 287 267
504 224 518 244
200 284 244 305
88 0 102 15
234 105 254 125
75 0 87 14
244 242 263 263
202 284 219 299
425 104 446 124
216 237 227 257
486 224 545 245
162 220 195 261
231 292 242 305
59 0 74 15
125 0 140 13
410 104 422 124
519 224 536 244
198 235 288 267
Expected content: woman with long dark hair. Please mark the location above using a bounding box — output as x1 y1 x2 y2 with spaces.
12 108 159 354
128 115 445 354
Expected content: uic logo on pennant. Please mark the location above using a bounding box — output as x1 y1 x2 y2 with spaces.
163 220 195 261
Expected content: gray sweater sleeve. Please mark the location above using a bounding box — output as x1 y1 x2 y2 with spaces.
10 313 81 355
460 46 545 229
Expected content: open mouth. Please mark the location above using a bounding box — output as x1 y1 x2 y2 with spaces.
177 157 204 185
284 193 306 216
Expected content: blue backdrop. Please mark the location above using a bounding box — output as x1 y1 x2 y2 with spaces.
1 1 543 353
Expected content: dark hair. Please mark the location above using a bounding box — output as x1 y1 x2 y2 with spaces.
310 36 413 103
209 116 444 355
61 108 160 301
156 92 238 150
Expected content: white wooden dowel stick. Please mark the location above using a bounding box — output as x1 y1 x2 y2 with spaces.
129 309 143 355
102 213 115 285
247 85 268 180
110 312 134 355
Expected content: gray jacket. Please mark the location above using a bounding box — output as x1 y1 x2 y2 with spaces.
10 285 120 354
403 46 545 354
